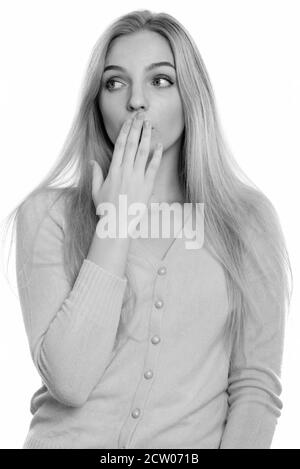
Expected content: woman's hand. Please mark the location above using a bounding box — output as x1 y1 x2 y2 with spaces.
90 111 163 238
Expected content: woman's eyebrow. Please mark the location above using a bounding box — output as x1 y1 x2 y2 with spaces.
103 61 176 74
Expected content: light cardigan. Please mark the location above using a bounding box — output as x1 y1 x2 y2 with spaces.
16 189 285 449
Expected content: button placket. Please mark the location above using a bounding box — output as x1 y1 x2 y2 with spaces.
118 265 166 449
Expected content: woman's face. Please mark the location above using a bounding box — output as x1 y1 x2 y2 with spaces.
99 30 185 156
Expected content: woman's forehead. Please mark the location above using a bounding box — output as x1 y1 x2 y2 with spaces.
106 31 173 63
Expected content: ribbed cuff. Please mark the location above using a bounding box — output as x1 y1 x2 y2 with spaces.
23 433 64 449
67 258 128 324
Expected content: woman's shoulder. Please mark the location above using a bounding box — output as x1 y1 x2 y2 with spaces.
17 187 73 235
241 189 286 279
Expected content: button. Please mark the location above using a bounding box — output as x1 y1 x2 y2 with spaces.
157 266 167 275
155 299 164 309
144 369 153 379
131 408 141 418
151 335 161 345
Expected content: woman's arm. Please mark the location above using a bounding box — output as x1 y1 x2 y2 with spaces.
219 229 287 449
16 190 128 408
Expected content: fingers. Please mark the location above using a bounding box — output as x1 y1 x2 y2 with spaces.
109 117 134 171
109 111 161 184
134 119 152 173
122 112 145 173
145 143 163 185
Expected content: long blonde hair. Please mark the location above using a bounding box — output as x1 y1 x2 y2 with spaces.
1 9 293 360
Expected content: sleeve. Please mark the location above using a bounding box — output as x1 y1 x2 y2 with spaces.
219 226 287 449
16 190 128 408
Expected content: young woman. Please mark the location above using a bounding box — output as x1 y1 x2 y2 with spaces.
3 10 292 449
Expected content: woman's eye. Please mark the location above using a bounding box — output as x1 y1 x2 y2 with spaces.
104 76 174 92
152 76 174 87
104 79 123 91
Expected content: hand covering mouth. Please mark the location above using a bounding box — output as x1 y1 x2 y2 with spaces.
138 126 154 144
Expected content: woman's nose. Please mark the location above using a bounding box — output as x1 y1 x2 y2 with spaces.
127 85 148 112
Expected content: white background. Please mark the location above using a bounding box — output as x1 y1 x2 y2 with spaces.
0 0 299 449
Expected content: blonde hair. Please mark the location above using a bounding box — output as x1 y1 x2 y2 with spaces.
1 9 293 360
